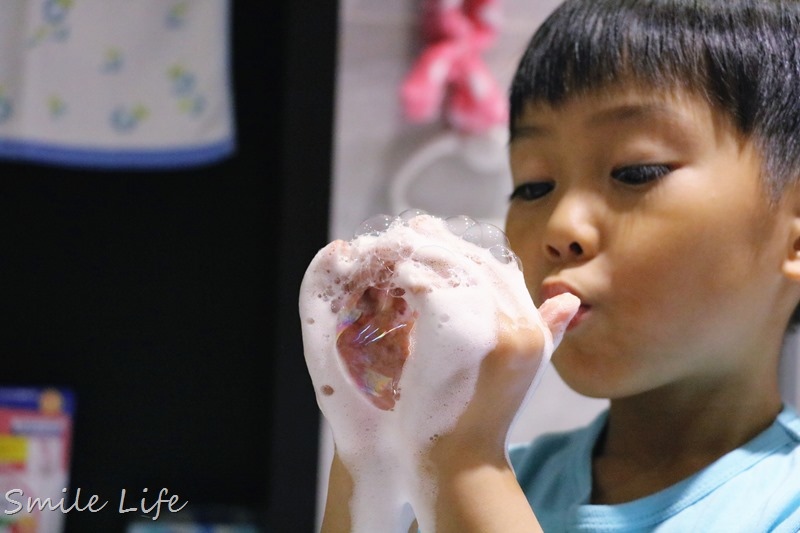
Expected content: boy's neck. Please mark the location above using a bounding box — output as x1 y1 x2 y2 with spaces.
590 375 783 504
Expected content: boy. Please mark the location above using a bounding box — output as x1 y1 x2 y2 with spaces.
320 0 800 530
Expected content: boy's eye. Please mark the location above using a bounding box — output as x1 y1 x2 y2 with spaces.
610 164 671 186
509 181 555 201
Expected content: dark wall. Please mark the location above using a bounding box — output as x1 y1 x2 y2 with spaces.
0 3 336 532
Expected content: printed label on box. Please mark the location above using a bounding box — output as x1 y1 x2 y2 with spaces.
0 387 74 533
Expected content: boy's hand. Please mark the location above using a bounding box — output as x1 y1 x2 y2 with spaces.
299 214 579 532
425 294 578 468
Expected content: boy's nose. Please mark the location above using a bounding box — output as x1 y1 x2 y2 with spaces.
542 194 599 263
545 241 584 260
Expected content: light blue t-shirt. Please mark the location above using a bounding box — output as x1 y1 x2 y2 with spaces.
509 404 800 532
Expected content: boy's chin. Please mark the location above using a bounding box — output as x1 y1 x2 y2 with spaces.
551 351 629 400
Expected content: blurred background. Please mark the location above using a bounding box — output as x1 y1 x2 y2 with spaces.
0 2 334 531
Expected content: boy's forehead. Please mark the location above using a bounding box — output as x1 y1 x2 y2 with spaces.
509 84 755 160
514 85 720 133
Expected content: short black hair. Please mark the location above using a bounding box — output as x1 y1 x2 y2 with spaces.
510 0 800 200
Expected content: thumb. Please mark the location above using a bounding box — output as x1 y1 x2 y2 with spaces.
538 293 581 346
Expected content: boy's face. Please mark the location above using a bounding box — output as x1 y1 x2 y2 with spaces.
506 87 800 400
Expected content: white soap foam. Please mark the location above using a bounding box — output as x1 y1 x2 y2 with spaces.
299 212 559 532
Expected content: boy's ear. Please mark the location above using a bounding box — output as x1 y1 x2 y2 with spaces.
783 210 800 282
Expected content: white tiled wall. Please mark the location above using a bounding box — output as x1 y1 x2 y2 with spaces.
329 0 567 242
781 331 800 407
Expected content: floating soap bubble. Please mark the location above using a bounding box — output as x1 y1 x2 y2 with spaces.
445 214 477 237
354 214 395 237
336 286 414 411
399 208 428 222
489 245 523 270
462 221 509 249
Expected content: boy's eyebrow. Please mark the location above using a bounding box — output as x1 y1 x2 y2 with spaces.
511 103 685 142
586 103 679 127
510 124 550 141
509 102 682 143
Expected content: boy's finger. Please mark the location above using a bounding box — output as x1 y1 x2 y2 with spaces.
538 293 581 346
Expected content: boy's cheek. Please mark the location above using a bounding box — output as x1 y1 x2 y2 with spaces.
518 264 547 302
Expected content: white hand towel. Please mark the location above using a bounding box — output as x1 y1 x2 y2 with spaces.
0 0 234 169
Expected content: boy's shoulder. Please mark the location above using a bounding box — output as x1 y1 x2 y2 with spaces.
508 404 800 532
693 403 800 532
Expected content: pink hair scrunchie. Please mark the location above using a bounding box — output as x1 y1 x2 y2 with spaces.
400 0 508 134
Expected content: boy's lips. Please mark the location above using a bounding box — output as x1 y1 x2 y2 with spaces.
539 281 591 330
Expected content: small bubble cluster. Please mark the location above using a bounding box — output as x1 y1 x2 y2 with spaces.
354 209 522 271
